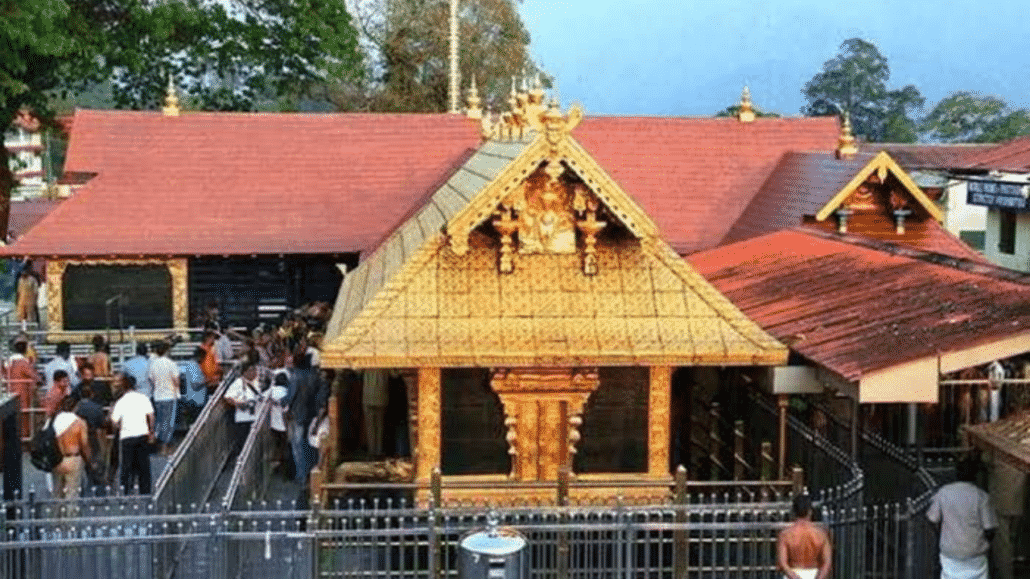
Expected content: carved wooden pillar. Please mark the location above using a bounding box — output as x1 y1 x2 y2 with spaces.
490 368 599 482
648 366 672 477
416 367 442 482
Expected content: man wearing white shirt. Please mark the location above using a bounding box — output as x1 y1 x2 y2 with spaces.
224 363 262 452
109 374 155 495
43 341 78 393
147 341 180 456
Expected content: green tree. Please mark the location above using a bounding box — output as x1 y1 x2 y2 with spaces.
1 0 362 236
802 38 924 142
920 91 1030 143
337 0 547 112
714 104 781 118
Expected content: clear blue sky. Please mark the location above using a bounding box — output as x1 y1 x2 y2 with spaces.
518 0 1030 117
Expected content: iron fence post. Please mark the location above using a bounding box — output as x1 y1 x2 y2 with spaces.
904 498 916 579
429 467 442 579
557 467 570 579
673 465 688 579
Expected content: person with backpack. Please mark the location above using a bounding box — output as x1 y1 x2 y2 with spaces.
52 396 91 500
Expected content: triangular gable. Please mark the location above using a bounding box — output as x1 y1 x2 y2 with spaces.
322 108 786 369
815 151 943 222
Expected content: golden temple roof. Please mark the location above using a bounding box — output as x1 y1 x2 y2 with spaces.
322 109 787 369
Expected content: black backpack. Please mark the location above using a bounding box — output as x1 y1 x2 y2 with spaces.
30 419 62 472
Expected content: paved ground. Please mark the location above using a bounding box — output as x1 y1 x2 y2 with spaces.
3 450 170 499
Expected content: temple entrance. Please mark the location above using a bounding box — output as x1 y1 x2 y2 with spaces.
490 368 600 481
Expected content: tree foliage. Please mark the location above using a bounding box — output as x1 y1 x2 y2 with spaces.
802 38 924 143
0 0 362 236
336 0 547 112
714 104 780 118
921 91 1030 143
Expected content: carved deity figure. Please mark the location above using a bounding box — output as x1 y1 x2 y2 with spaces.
513 176 577 254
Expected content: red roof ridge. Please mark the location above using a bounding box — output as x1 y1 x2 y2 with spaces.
72 107 466 120
793 226 1030 284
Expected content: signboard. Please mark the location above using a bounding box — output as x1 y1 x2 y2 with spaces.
967 179 1030 211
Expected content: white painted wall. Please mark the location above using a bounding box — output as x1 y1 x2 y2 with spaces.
941 178 987 238
983 208 1030 271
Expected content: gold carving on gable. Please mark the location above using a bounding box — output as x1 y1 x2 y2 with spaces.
490 161 608 275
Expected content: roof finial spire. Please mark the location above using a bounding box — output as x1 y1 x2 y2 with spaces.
737 86 755 123
837 111 858 159
162 74 180 117
465 74 482 120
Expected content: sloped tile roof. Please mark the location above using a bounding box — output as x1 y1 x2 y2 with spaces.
952 135 1030 172
326 139 529 342
3 112 842 258
722 151 986 262
323 233 786 368
862 143 999 170
4 109 482 256
8 199 63 239
723 151 874 245
566 116 841 254
966 410 1030 470
689 228 1030 383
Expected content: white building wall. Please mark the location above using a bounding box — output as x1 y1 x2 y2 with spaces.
4 126 44 200
983 209 1030 272
942 179 987 240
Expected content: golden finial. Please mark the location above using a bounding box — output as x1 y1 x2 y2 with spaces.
162 74 180 117
837 111 858 159
737 86 755 123
529 74 545 105
465 75 482 120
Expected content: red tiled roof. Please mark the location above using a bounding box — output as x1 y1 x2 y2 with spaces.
723 151 874 245
4 109 482 256
4 111 841 257
952 135 1030 172
689 228 1030 382
862 143 998 170
722 150 986 262
573 116 841 254
7 199 63 239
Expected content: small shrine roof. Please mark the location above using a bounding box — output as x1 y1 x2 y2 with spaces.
690 228 1030 395
966 410 1030 472
722 150 980 261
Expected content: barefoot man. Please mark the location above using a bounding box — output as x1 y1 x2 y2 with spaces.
777 494 832 579
53 396 92 500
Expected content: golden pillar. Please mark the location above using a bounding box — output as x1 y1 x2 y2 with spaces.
415 367 442 483
648 366 672 477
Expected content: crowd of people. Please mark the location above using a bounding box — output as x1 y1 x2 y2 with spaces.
5 300 335 500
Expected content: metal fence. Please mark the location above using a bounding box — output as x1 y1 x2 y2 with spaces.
0 493 939 579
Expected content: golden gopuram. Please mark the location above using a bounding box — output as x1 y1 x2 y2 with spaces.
319 85 788 505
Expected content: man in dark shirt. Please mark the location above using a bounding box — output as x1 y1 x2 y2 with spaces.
75 383 110 493
72 363 113 406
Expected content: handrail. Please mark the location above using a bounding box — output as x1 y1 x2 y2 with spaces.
221 398 273 511
749 391 865 506
152 363 240 509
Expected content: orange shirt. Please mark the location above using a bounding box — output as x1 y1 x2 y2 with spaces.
200 345 222 386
